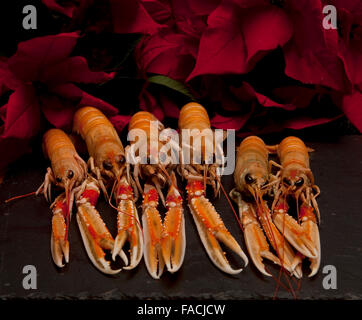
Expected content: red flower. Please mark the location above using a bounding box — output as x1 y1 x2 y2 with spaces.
138 87 180 121
200 75 341 134
342 92 362 132
326 0 362 132
135 29 199 82
0 32 117 170
283 0 350 92
42 0 80 18
111 0 161 35
188 0 293 80
41 0 362 135
135 0 213 82
42 0 161 34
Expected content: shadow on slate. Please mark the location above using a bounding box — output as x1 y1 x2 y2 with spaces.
0 136 362 300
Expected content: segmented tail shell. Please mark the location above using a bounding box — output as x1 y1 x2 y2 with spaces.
73 106 124 167
178 102 211 132
234 136 268 193
178 102 212 160
277 136 310 170
128 111 164 156
43 128 84 186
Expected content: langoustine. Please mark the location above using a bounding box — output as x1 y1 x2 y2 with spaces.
73 106 143 272
36 128 87 267
269 136 321 277
128 111 185 279
178 102 248 274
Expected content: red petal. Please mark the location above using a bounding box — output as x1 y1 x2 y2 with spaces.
40 95 75 129
240 83 296 111
198 76 246 111
283 0 350 91
338 31 362 90
229 82 296 110
136 30 197 81
211 113 250 131
188 3 292 80
175 15 208 40
110 0 160 34
8 32 79 82
41 0 77 18
139 90 164 121
272 86 318 109
283 115 342 130
109 114 132 133
49 83 118 116
141 0 172 25
41 56 115 85
159 94 180 118
0 60 23 92
172 0 221 16
331 0 362 18
2 85 40 139
78 90 118 116
238 114 342 137
342 91 362 132
0 104 6 122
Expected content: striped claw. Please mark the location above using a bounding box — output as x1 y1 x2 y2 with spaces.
142 184 164 279
255 200 302 278
307 222 321 277
113 176 143 270
297 204 320 278
273 201 319 261
273 202 320 277
76 178 121 275
50 194 70 268
230 190 280 277
187 181 248 275
161 173 186 273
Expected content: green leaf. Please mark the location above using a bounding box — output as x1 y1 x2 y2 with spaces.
148 75 195 100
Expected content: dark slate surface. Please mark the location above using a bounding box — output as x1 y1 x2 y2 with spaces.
1 135 362 300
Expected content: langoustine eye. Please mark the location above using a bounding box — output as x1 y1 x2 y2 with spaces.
245 173 254 184
283 177 291 186
295 177 304 187
103 160 113 170
67 170 74 179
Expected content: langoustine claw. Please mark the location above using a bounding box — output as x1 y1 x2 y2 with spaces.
142 184 164 279
161 172 186 273
76 177 121 275
272 199 320 277
50 194 70 268
112 176 143 270
187 180 248 275
230 190 301 278
142 172 186 279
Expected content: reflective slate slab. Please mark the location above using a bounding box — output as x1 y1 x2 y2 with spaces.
0 135 361 300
